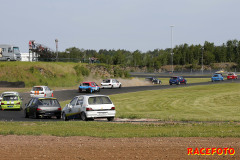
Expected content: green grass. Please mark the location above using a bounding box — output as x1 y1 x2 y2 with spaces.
0 121 240 138
110 83 240 121
1 83 240 138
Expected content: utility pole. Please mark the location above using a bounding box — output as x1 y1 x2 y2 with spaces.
201 47 204 75
170 25 174 74
55 39 58 61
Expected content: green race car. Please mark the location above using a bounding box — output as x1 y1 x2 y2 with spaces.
1 94 22 110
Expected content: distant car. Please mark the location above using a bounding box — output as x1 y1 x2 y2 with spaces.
0 91 21 107
30 86 53 98
211 74 224 82
145 77 162 84
78 82 100 93
62 95 116 121
101 79 122 89
169 76 187 85
227 72 238 80
1 94 22 110
24 97 61 119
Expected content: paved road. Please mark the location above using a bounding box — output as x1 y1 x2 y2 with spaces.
0 79 239 122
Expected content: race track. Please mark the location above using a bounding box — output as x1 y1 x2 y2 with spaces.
0 79 239 122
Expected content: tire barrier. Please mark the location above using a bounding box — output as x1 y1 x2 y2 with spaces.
0 81 25 88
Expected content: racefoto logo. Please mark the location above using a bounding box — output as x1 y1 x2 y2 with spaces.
188 147 235 156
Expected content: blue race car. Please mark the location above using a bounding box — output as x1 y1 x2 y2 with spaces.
169 76 187 85
211 74 224 82
79 82 100 93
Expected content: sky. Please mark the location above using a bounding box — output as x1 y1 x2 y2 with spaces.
1 0 240 53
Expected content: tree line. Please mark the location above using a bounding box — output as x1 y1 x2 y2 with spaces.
58 39 240 70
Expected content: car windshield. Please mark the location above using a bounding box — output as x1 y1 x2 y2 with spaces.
38 99 59 106
88 96 112 105
32 87 43 91
3 95 18 101
13 47 20 54
145 78 152 80
82 83 89 86
213 75 218 77
103 79 110 83
171 77 177 80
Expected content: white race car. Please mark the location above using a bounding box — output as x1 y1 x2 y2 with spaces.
30 86 53 97
101 79 122 89
62 95 116 121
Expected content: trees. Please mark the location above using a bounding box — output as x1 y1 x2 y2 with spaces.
57 39 240 71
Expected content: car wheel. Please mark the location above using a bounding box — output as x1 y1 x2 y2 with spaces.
119 84 122 88
56 116 61 119
62 112 68 121
24 110 29 118
34 112 39 119
177 81 179 85
170 83 172 85
97 88 100 92
111 85 113 89
81 112 88 121
88 89 92 93
107 117 114 121
79 89 82 93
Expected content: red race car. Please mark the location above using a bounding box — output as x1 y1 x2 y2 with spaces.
227 72 238 80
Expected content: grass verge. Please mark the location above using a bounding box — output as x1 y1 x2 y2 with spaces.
110 83 240 121
0 121 240 138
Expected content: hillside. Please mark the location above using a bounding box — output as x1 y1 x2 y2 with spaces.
0 62 129 88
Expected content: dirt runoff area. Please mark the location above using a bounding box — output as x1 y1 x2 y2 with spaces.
0 136 239 160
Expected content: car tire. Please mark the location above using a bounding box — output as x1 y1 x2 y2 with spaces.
62 112 68 121
81 112 88 121
24 110 29 118
119 84 122 88
97 88 100 92
79 89 82 93
34 112 39 119
111 85 113 89
170 83 172 85
88 89 92 93
107 117 114 121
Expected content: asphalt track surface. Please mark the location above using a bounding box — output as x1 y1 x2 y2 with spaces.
0 79 239 122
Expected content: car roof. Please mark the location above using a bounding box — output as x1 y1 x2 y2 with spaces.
34 97 57 100
76 94 109 98
1 91 19 95
33 86 48 88
82 82 95 83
